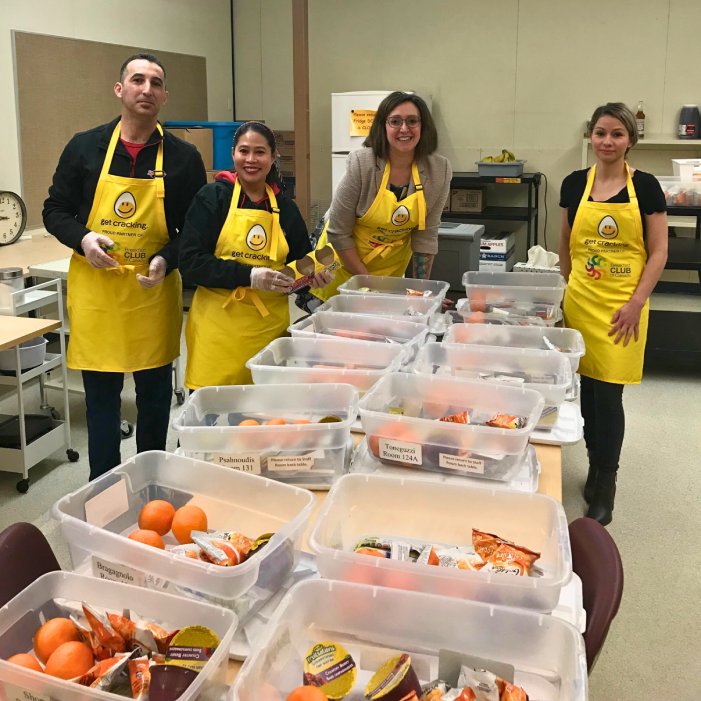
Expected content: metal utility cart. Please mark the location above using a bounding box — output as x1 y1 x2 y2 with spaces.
0 278 78 492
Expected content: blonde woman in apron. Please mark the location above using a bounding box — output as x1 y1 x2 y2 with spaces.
308 91 451 305
180 122 333 389
560 103 668 525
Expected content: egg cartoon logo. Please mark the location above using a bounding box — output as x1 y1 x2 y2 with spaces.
246 224 268 251
391 205 410 226
114 192 137 219
598 215 618 239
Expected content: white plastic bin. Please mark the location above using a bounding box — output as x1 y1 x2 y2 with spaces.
231 580 587 701
413 342 572 429
454 298 563 327
444 323 586 373
246 337 407 395
462 270 566 308
338 274 449 302
358 372 543 480
0 571 236 701
309 474 572 613
0 336 47 371
315 293 441 325
52 451 314 621
172 384 358 488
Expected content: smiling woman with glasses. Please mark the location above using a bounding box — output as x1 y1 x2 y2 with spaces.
309 90 452 303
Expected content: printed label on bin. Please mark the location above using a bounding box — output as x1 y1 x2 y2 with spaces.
439 453 485 474
268 450 324 471
84 478 129 528
379 439 422 465
92 556 146 587
210 453 261 474
3 683 51 701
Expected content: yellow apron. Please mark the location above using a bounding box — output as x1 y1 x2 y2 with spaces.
185 180 290 389
563 164 648 384
67 122 182 372
312 161 427 301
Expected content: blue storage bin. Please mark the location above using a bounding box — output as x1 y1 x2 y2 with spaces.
165 121 243 170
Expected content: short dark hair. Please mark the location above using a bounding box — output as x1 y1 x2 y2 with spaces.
232 121 285 191
119 53 166 83
588 102 638 149
363 91 438 160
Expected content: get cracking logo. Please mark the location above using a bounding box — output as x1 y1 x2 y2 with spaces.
585 254 604 280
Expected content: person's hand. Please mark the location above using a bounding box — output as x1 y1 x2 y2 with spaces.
81 232 119 268
441 297 456 310
308 268 335 289
609 298 644 346
250 266 294 293
136 255 167 289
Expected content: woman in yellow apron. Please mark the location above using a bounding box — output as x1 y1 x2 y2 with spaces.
180 122 332 389
560 102 668 525
308 91 451 305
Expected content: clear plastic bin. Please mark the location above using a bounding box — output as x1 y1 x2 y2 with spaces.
347 438 540 493
231 580 587 701
413 342 573 430
288 312 429 363
172 384 358 488
454 299 563 327
462 270 566 308
655 175 701 206
246 337 408 395
309 474 572 613
52 451 314 621
358 372 544 481
0 571 237 701
444 323 585 373
338 274 449 302
315 293 441 325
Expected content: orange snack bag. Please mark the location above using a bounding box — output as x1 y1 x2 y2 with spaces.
471 529 504 563
482 542 540 577
439 411 470 424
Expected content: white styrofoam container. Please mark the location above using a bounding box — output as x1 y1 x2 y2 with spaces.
246 337 408 395
231 579 587 701
338 274 449 302
454 298 563 327
413 342 573 429
463 270 566 307
0 336 47 371
309 474 572 613
443 323 586 373
172 384 358 488
358 372 544 481
315 292 441 325
52 451 314 620
0 572 237 701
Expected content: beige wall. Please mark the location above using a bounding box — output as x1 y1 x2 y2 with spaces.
1 0 232 196
234 0 701 268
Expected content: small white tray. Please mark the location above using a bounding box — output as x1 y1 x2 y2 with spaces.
529 401 583 446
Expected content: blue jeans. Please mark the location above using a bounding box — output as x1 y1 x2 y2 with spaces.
82 364 172 481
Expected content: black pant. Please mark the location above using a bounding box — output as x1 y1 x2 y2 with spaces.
580 375 625 474
82 364 173 481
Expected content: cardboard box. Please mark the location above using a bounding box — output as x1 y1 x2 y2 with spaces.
479 252 516 272
450 188 486 213
480 246 515 261
205 170 220 184
166 127 214 170
275 130 295 158
480 231 516 253
277 154 295 177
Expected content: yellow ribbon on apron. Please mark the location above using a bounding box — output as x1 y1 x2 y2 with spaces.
312 161 427 301
185 179 290 389
66 122 182 372
563 163 648 384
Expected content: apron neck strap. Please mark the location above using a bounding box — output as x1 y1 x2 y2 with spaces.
583 162 636 203
411 161 426 230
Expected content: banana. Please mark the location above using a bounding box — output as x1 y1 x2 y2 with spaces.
482 155 494 163
494 152 505 163
482 149 517 163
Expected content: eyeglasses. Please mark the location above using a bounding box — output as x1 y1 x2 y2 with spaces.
386 116 421 129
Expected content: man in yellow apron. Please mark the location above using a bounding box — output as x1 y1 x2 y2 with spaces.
43 53 206 480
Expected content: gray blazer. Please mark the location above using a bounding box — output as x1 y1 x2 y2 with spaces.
327 147 452 255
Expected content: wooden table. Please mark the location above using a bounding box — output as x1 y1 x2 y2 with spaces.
0 229 71 275
0 315 60 351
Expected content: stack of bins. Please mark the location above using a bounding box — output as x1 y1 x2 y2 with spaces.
172 383 358 488
52 451 315 624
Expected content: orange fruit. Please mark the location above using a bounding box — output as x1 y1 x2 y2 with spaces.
171 505 208 544
294 419 311 425
44 641 94 680
128 529 165 549
138 499 176 536
287 687 328 701
33 618 82 663
7 653 43 672
264 418 286 425
239 419 260 426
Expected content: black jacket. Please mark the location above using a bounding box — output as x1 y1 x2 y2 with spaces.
179 175 311 289
42 117 206 271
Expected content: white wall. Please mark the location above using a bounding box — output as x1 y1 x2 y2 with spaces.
234 0 701 269
0 0 232 194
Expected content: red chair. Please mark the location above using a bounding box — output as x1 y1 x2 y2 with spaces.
0 522 61 607
568 517 624 673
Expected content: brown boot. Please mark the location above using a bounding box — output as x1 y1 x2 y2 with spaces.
586 471 616 526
